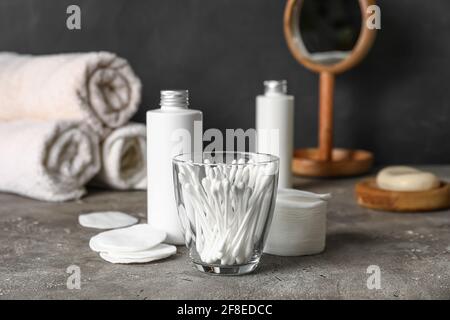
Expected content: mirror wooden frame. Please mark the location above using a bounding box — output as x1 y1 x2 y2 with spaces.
284 0 377 74
284 0 378 177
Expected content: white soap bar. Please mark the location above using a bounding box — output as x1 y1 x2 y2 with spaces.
79 211 138 229
99 244 176 264
89 224 166 253
376 166 439 192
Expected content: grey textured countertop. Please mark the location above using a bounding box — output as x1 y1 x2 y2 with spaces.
1 166 449 299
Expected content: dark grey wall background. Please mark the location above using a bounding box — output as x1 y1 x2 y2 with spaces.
0 0 449 164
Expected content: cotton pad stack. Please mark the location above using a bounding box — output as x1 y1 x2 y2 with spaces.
264 189 331 257
79 212 176 264
89 224 176 264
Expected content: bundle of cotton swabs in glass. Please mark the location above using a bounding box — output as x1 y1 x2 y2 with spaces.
177 158 277 265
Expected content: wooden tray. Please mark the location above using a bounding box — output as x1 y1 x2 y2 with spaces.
292 148 373 177
355 178 450 212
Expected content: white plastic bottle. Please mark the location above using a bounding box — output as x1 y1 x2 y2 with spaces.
256 80 294 188
147 90 203 245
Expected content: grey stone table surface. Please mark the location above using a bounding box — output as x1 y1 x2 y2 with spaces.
0 166 449 300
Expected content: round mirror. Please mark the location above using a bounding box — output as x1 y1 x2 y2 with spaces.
285 0 376 74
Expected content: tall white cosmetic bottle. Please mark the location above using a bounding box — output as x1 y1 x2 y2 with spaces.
256 80 294 188
147 90 203 245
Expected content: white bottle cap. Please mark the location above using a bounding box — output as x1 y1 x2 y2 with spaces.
160 90 189 109
264 80 287 96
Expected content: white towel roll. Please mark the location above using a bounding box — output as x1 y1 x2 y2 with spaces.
0 120 100 201
0 52 141 136
93 123 146 190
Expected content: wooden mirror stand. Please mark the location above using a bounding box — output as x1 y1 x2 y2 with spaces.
284 0 377 177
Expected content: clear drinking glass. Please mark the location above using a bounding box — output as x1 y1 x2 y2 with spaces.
173 151 279 275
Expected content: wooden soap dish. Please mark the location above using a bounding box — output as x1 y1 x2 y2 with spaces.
292 148 373 177
355 178 450 212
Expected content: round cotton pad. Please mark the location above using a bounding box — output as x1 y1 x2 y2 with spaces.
99 244 176 264
89 224 166 253
79 211 138 229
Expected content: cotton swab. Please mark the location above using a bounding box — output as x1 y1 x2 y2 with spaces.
176 157 277 265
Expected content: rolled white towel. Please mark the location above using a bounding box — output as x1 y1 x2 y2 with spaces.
0 120 101 202
0 52 141 136
93 123 146 190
